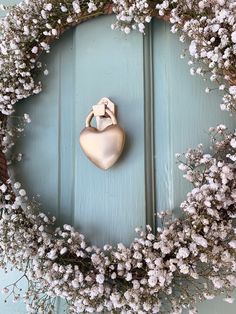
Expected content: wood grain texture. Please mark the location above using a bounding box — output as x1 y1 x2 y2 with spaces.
153 19 236 214
11 16 147 249
0 2 235 312
153 19 236 313
73 16 146 247
143 24 156 230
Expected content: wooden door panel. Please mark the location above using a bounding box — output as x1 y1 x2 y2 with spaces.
0 3 234 312
73 17 146 246
153 19 235 212
153 19 236 313
11 16 146 247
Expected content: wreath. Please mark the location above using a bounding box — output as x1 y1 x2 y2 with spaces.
0 0 235 313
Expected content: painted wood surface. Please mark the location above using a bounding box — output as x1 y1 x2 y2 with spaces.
0 3 234 312
153 19 236 213
153 19 236 314
12 16 146 247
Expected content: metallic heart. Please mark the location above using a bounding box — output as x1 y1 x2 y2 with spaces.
79 124 125 170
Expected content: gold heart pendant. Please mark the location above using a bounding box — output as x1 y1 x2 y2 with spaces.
80 124 125 170
79 99 125 170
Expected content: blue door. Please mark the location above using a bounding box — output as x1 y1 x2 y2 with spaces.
0 2 235 313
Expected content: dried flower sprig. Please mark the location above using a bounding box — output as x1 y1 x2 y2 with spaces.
0 0 235 313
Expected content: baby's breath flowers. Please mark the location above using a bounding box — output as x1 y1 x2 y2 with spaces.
0 0 235 313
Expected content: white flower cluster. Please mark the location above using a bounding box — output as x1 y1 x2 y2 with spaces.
0 1 235 314
112 0 152 33
0 0 235 116
113 0 236 113
154 0 236 112
0 125 235 313
0 0 104 117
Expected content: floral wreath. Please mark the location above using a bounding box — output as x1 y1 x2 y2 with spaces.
0 0 235 313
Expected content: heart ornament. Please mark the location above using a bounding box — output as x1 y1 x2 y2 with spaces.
80 103 125 170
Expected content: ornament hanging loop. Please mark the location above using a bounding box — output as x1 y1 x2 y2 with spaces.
85 108 117 128
92 97 116 131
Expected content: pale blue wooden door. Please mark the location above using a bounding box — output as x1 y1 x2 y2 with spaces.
0 4 235 314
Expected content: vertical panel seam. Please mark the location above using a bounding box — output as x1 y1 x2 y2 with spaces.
56 49 62 314
71 27 76 226
143 23 156 231
166 23 174 212
58 52 62 222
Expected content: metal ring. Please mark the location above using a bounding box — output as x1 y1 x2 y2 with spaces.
85 108 117 127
